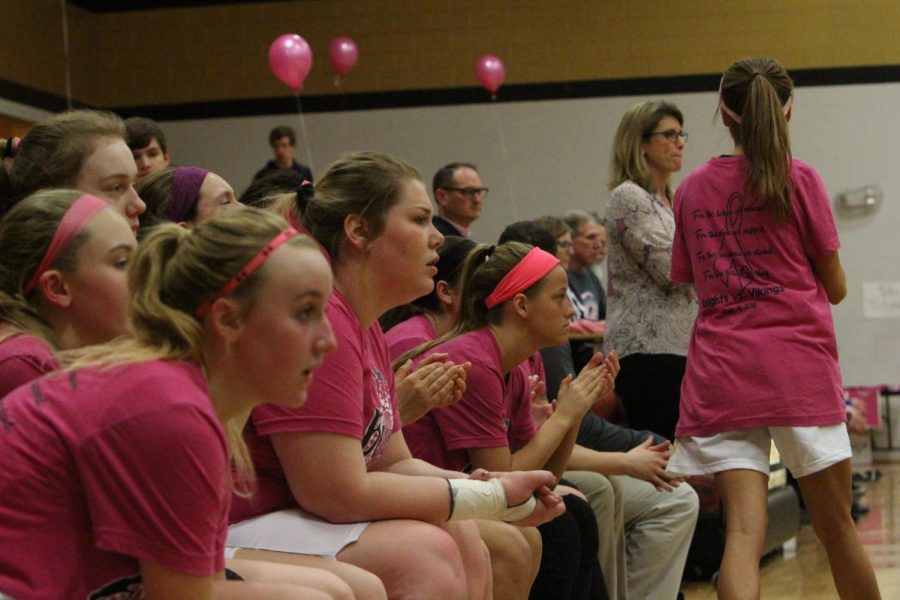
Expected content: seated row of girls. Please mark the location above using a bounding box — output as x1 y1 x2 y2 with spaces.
0 191 382 598
0 185 556 597
1 115 554 596
502 220 699 599
224 152 569 600
0 113 379 599
0 109 393 598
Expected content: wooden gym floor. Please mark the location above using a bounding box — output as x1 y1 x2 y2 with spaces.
682 461 900 599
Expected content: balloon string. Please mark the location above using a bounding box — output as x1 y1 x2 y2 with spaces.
490 103 518 222
294 93 316 175
60 0 73 109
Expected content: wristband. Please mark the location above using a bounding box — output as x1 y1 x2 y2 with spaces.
446 478 537 522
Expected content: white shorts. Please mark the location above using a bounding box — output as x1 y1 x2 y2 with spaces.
227 507 369 559
667 424 851 478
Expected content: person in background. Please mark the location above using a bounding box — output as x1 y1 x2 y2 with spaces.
431 162 488 238
667 57 880 600
252 125 313 184
563 210 607 373
604 100 696 442
588 216 609 291
124 116 171 182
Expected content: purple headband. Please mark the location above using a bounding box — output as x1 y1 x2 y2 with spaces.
167 167 209 222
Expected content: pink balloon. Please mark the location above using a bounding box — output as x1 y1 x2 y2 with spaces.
329 37 359 77
268 34 313 90
475 55 506 95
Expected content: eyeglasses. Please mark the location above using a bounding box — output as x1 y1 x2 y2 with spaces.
646 130 688 143
442 187 489 198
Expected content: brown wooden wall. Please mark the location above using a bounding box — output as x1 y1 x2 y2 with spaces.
4 0 900 109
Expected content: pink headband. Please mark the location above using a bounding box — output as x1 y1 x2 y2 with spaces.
167 167 209 222
484 247 560 309
718 75 792 125
195 228 299 318
24 194 107 295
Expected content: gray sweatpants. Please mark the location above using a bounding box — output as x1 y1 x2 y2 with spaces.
563 471 699 600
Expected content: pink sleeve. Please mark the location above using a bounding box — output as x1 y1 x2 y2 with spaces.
254 302 366 438
0 337 60 398
432 361 510 451
0 354 58 397
670 183 694 283
792 163 840 260
79 404 228 576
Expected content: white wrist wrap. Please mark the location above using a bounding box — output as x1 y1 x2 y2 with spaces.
447 478 537 522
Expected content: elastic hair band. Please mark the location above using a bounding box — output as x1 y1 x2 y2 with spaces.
195 228 298 318
167 167 209 222
2 137 20 159
484 247 560 309
298 179 314 202
718 75 792 125
24 194 108 295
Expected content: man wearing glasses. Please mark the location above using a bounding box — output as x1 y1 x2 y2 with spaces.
431 162 489 238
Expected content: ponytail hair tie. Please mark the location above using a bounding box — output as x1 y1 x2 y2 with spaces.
718 74 792 125
297 179 314 211
484 244 496 258
2 137 20 159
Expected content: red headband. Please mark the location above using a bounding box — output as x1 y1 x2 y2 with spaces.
484 247 560 309
194 228 298 318
24 194 108 295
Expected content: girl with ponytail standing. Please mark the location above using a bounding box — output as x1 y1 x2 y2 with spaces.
0 208 350 599
668 57 880 599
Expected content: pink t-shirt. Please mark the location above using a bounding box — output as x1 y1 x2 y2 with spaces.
403 328 537 472
671 156 845 435
0 332 59 398
0 360 228 600
385 314 437 361
232 290 400 523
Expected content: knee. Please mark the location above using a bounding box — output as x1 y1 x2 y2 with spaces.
488 523 533 577
388 524 469 600
809 510 856 547
725 511 768 539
